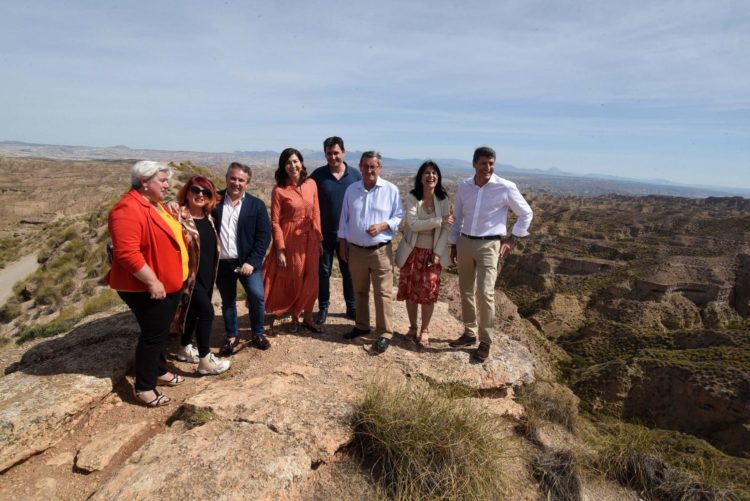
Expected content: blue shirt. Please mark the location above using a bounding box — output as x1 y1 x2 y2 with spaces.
310 163 362 242
337 177 403 247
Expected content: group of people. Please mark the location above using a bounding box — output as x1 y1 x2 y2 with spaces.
106 138 533 407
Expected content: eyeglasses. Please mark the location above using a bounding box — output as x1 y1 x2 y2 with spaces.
189 186 212 198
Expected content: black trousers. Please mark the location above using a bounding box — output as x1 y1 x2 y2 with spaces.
118 291 180 392
182 285 214 358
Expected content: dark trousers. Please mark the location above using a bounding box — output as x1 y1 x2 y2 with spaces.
181 285 214 358
118 291 180 392
318 237 355 311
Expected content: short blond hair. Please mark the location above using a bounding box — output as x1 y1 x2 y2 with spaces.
131 160 172 188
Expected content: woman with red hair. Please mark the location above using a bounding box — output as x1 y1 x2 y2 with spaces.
171 175 230 376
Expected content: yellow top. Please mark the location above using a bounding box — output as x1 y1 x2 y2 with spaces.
157 205 189 281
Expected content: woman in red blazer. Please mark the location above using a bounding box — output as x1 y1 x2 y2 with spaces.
107 160 189 407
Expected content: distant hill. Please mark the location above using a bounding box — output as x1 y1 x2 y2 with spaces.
1 140 748 198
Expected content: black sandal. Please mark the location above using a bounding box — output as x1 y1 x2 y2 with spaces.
156 372 185 386
133 388 170 407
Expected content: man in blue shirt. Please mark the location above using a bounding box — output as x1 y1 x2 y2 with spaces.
310 136 361 325
338 151 403 354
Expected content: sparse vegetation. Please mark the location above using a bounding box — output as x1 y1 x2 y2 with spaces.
516 381 579 438
0 235 22 269
0 298 22 323
583 420 749 500
171 405 215 429
350 381 510 500
81 289 121 317
532 449 581 501
15 318 76 345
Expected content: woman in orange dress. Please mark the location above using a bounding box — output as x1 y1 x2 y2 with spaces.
262 148 324 333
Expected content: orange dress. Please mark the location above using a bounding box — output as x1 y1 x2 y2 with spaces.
262 178 323 316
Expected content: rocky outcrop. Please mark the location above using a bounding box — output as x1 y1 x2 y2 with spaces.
0 281 537 498
75 421 149 472
0 313 138 472
91 420 313 500
90 296 536 498
503 253 621 292
573 335 750 458
623 359 750 457
182 364 356 463
529 293 586 338
0 371 115 472
630 258 735 306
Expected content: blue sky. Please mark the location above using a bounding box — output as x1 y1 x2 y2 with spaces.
2 0 749 189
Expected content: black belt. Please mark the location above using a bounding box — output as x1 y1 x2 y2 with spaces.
352 241 390 250
461 233 503 241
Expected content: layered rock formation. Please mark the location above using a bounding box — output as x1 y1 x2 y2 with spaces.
501 194 750 457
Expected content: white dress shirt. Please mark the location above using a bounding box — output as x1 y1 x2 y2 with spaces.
338 177 403 247
449 174 533 244
219 193 244 259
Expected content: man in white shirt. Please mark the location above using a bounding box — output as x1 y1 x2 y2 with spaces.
338 151 403 354
448 146 533 362
213 162 272 356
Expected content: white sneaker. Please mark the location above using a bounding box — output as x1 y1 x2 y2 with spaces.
198 353 231 376
176 343 200 363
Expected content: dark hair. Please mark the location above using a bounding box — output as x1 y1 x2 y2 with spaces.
473 146 496 163
323 136 345 152
177 175 219 213
275 148 307 187
226 162 252 180
411 160 448 201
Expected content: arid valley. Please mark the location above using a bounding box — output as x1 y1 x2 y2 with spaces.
0 153 748 500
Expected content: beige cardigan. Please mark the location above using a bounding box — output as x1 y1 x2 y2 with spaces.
395 192 451 268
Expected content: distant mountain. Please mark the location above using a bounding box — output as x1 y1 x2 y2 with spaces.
1 140 748 198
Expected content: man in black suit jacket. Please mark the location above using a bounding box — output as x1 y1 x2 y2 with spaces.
213 162 272 355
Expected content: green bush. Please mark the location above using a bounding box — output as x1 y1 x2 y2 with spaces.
351 381 509 500
170 405 215 429
81 289 121 317
15 318 76 345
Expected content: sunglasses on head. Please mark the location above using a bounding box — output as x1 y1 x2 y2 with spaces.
189 186 212 198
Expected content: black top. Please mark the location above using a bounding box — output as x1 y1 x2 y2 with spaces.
310 163 362 242
194 217 216 291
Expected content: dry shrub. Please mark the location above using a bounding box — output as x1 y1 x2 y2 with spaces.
351 381 510 500
595 424 737 500
0 299 22 323
532 449 581 501
516 381 579 439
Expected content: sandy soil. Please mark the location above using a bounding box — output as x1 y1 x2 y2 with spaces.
0 253 38 307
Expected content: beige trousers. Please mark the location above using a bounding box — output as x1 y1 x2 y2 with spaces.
348 243 394 339
457 236 501 345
